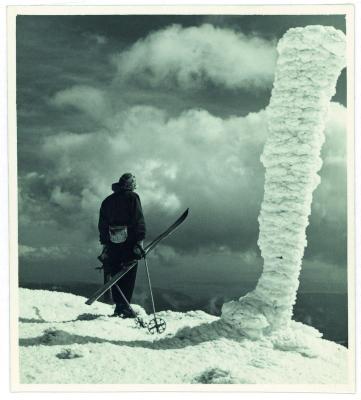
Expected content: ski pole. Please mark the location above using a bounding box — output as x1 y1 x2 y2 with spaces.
143 256 166 334
113 284 147 328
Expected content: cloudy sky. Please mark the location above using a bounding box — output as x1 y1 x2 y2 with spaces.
16 14 347 301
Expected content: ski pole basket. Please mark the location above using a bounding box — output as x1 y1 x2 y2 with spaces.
147 317 166 334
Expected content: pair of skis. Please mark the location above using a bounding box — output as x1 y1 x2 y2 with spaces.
86 208 189 334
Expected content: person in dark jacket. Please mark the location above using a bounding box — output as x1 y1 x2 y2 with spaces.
98 173 146 317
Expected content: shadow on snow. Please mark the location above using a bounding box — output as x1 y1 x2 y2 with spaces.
19 319 246 350
19 313 104 324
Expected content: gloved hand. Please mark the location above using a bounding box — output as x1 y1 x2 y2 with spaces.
98 244 109 263
133 241 145 260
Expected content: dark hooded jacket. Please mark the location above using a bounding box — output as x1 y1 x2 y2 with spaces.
98 185 146 246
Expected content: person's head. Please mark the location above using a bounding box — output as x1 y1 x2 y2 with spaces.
117 173 137 191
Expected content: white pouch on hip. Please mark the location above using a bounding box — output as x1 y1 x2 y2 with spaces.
109 225 128 244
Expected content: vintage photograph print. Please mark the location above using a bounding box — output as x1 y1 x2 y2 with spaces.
8 4 355 391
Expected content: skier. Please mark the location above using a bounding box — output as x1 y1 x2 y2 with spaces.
98 173 146 318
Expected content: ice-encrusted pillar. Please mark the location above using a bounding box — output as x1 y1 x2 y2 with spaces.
222 26 346 338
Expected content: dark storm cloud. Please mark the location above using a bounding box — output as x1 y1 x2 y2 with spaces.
18 100 346 262
16 16 115 172
203 14 346 37
19 104 269 252
16 14 348 291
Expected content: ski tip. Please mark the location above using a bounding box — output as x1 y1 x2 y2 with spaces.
179 208 189 220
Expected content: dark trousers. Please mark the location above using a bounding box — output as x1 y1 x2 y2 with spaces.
103 242 138 307
110 263 138 306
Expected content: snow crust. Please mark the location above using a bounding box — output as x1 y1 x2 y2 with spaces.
221 26 346 338
19 289 348 384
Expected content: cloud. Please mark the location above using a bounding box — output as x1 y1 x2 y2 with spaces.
19 245 71 261
304 102 347 266
83 32 108 45
149 244 179 266
299 258 348 293
19 103 268 252
50 186 80 209
113 24 277 90
50 85 108 120
323 102 347 166
18 96 346 266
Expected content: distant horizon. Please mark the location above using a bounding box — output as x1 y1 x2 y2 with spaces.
19 279 349 296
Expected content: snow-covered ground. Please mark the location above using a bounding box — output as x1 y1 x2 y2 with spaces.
18 288 348 385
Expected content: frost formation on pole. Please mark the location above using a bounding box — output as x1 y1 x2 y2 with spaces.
221 26 346 338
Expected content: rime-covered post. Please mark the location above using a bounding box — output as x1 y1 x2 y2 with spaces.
222 26 346 338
